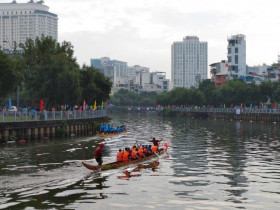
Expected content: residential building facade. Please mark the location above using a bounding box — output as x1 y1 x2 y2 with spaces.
90 57 170 94
171 36 208 88
0 0 58 50
210 60 229 88
227 34 246 79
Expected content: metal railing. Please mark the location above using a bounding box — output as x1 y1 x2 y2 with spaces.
0 110 107 123
161 107 280 114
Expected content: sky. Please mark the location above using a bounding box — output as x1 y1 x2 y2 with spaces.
3 0 280 79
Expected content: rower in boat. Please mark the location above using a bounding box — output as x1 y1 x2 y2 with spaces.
123 148 130 162
117 149 123 162
138 145 144 158
149 137 162 153
130 148 139 160
100 122 105 132
94 142 105 165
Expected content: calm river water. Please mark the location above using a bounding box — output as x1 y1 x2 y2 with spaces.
0 113 280 209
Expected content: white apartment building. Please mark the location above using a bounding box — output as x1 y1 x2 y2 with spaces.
227 34 246 79
171 36 208 88
210 60 228 75
91 57 170 94
135 70 169 93
0 0 58 50
127 65 149 79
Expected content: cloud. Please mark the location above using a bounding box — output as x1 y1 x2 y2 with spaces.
2 0 280 78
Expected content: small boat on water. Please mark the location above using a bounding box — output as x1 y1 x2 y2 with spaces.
82 142 169 171
97 126 127 137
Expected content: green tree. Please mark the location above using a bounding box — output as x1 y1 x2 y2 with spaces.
80 65 112 105
0 50 12 98
247 83 261 106
0 49 24 99
20 36 82 108
109 89 157 106
198 79 218 105
219 80 249 106
190 89 206 105
259 80 274 104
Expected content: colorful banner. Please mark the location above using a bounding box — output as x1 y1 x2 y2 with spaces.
83 100 86 110
40 99 44 111
94 100 97 110
8 98 12 110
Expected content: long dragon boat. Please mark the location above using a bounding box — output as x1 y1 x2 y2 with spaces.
97 126 127 137
82 142 169 171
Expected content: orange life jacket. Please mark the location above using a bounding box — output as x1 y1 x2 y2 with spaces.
152 145 158 153
117 151 123 162
123 150 129 162
131 150 138 159
138 147 144 157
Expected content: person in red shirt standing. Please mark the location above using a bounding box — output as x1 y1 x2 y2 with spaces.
94 142 105 165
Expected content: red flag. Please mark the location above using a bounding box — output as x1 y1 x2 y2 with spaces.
83 100 86 110
40 99 44 111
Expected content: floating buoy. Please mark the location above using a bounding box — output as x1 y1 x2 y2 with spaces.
42 137 48 140
18 139 26 143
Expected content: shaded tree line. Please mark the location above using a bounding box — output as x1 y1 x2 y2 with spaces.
158 79 280 107
0 36 112 109
109 79 280 107
109 89 157 106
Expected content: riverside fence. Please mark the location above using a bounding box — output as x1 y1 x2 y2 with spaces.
1 110 107 123
166 107 280 114
159 107 280 123
0 110 107 142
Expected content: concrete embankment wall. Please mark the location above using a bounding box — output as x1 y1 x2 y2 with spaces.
0 117 106 142
158 111 280 123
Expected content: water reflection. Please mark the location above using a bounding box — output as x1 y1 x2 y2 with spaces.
0 113 279 209
168 117 280 208
117 161 160 180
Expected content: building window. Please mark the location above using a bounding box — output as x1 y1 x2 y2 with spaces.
228 56 232 63
235 55 238 64
228 48 231 54
235 47 238 53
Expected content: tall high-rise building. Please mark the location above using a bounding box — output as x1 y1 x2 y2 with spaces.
90 57 128 82
171 36 208 88
0 0 58 50
227 34 246 79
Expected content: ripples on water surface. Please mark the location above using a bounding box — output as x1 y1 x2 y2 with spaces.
0 113 280 209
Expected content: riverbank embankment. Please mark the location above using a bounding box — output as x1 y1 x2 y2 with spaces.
0 110 107 142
